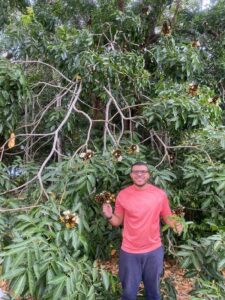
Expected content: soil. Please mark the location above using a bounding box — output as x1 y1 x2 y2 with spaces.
163 259 194 300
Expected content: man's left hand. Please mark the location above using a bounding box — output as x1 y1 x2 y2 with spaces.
174 222 183 235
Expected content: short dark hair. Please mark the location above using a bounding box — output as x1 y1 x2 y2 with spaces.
131 161 148 172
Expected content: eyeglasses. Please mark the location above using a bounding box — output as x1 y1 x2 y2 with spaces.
131 170 149 174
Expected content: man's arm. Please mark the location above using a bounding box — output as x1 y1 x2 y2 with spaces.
161 193 183 235
102 203 124 227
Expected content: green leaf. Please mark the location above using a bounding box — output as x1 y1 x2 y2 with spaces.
101 269 109 291
12 273 27 296
86 180 92 194
66 275 74 296
1 267 26 280
46 268 55 282
71 232 79 250
87 174 95 188
14 252 26 269
218 258 225 270
56 261 71 273
3 256 12 273
28 269 35 296
217 180 225 192
177 251 191 257
1 247 25 256
191 254 201 271
184 270 198 278
33 263 40 280
52 279 66 299
92 266 98 282
49 274 66 285
178 245 194 250
87 285 95 298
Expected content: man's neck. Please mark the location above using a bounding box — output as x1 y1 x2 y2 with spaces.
134 183 148 190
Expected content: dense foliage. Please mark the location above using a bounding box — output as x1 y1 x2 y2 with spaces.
0 0 225 299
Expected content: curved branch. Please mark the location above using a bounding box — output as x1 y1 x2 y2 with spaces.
14 60 73 83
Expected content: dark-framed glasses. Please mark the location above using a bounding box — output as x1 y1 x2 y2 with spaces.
131 170 149 174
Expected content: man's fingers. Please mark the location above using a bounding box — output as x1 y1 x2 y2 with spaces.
103 203 112 209
175 223 183 235
102 202 113 219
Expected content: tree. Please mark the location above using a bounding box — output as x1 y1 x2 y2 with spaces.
0 0 225 298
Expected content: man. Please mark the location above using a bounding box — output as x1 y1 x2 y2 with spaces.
102 162 183 300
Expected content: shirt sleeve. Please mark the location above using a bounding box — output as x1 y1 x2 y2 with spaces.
114 192 124 217
160 192 172 218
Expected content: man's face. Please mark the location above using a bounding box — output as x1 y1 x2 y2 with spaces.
130 165 150 188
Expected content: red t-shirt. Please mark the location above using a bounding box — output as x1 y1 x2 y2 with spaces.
115 184 172 253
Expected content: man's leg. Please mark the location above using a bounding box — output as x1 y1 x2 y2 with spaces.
142 246 164 300
119 249 142 300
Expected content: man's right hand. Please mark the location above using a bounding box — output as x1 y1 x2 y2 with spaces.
102 203 113 219
102 204 124 227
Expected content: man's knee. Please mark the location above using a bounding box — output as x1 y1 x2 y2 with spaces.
145 290 161 300
121 287 137 300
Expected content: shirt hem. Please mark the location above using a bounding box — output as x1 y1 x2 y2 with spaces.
121 242 162 254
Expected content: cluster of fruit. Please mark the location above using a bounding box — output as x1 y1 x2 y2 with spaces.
172 205 185 217
112 144 140 161
79 145 140 162
95 191 116 204
188 82 198 96
60 210 79 229
79 149 94 160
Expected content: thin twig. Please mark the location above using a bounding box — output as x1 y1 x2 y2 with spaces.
0 205 41 213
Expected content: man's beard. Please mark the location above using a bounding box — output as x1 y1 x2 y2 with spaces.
134 181 148 188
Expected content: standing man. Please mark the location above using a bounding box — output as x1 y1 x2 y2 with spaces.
102 162 183 300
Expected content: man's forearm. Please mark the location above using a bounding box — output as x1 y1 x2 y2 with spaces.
107 213 123 227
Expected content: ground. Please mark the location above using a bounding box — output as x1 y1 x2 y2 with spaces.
163 260 194 300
